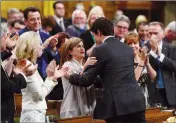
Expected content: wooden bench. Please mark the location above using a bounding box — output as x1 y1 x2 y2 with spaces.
14 94 62 116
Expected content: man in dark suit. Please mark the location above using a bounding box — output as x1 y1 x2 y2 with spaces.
1 30 36 123
18 7 50 79
50 1 71 35
148 21 176 108
66 17 146 123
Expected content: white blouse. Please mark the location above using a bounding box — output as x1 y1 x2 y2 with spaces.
21 60 58 110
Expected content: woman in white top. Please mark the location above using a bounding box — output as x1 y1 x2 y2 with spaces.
60 37 97 118
15 31 65 122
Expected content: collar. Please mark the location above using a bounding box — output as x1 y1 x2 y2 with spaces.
102 36 114 43
158 40 163 50
54 15 63 24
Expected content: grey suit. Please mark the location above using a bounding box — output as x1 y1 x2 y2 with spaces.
69 37 146 120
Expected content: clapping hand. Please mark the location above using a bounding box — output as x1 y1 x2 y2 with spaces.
46 60 68 81
140 46 148 62
149 35 159 53
13 62 37 76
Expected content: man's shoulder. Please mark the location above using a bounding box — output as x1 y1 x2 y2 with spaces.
18 27 28 35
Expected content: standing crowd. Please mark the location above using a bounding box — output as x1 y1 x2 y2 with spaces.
1 1 176 123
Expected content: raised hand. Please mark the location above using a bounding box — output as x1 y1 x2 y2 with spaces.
14 61 37 76
83 57 97 70
46 60 66 81
140 46 148 62
149 35 159 53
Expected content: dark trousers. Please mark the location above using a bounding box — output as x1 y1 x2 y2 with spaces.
105 110 145 123
158 89 170 107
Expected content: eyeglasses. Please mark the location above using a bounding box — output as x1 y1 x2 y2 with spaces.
116 25 129 30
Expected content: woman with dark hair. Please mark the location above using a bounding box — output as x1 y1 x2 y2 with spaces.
124 32 157 108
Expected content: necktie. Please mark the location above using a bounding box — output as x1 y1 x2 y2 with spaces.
60 20 65 32
156 58 164 88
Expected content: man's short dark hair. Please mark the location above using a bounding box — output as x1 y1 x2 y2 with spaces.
24 7 40 20
53 1 63 10
10 20 25 27
90 17 114 36
137 22 149 32
149 21 165 31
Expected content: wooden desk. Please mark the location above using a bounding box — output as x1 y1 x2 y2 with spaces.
14 94 173 123
59 108 173 123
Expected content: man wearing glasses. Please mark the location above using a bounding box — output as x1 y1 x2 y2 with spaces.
114 15 130 43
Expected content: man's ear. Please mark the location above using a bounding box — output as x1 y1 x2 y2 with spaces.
97 30 102 36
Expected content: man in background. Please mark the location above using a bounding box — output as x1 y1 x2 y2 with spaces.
50 1 71 35
114 15 130 43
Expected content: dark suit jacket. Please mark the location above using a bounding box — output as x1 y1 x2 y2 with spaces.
1 52 26 123
50 18 71 36
69 37 146 119
149 41 176 106
18 27 50 79
80 30 95 52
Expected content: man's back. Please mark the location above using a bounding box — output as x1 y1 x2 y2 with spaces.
90 37 145 119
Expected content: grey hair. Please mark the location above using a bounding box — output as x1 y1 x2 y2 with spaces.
7 8 20 17
166 21 176 33
114 15 131 26
72 9 87 24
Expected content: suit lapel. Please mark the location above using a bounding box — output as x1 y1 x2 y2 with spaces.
162 42 168 56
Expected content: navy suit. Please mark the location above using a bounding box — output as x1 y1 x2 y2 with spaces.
18 27 50 79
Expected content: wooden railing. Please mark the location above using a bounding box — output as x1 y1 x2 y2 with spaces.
14 94 173 123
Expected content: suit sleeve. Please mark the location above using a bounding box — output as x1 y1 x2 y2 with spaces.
69 47 105 87
27 72 57 101
161 46 176 74
1 70 26 97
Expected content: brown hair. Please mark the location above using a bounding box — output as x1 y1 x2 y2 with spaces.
42 16 56 29
124 32 140 45
60 37 83 66
56 32 70 49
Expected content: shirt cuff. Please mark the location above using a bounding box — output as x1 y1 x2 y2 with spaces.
149 50 158 58
158 53 165 62
19 72 27 82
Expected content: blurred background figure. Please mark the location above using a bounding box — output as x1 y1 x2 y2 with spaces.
80 5 105 57
42 16 56 35
114 15 130 43
113 9 124 24
7 8 21 25
134 14 148 34
51 1 71 35
135 15 148 28
75 1 85 11
136 22 149 46
66 9 87 37
2 8 21 32
164 21 176 45
19 9 25 22
8 20 25 34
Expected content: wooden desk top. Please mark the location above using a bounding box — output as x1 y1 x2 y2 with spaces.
59 108 173 123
